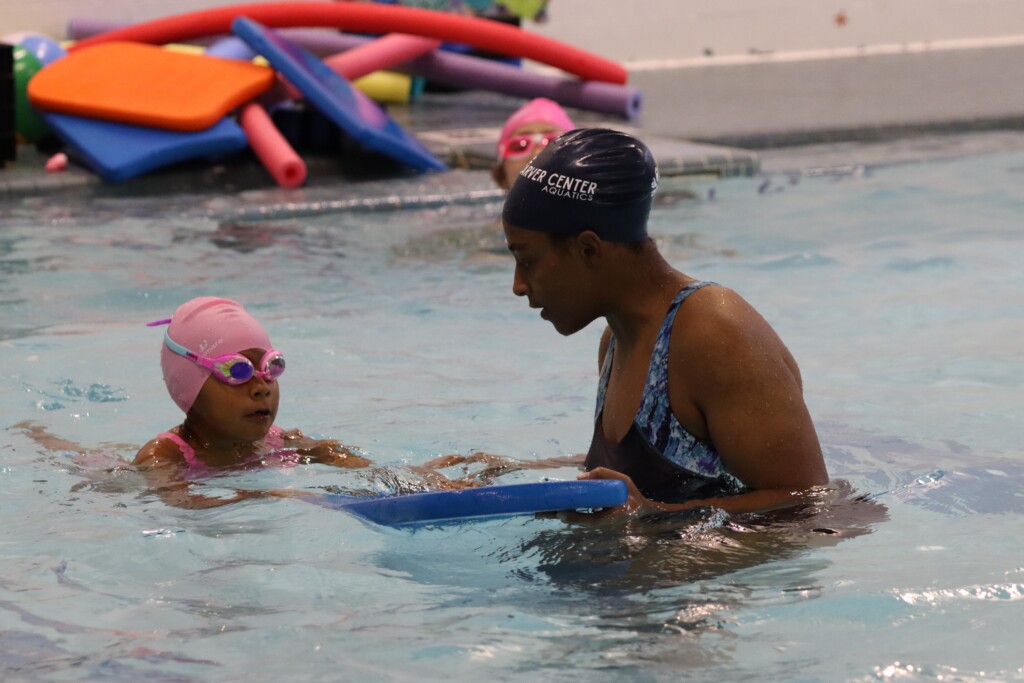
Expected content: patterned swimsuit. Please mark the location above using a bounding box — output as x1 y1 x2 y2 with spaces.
585 281 744 503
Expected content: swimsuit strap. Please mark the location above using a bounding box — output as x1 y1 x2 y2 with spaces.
635 281 716 428
595 281 716 419
157 431 201 467
264 425 286 450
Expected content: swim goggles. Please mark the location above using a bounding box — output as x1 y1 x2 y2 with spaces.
147 319 286 385
498 131 562 159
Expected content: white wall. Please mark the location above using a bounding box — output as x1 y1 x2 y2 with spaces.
530 0 1024 65
6 0 1024 61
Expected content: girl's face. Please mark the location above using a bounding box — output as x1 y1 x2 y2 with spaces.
493 122 565 191
188 348 280 445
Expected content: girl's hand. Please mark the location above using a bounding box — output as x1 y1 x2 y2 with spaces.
281 430 372 468
301 440 372 468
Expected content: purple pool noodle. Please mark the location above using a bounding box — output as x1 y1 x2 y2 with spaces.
402 50 641 119
277 29 641 119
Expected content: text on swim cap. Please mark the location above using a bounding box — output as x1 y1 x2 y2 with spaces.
519 162 597 201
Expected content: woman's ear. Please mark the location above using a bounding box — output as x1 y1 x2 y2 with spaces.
576 230 603 262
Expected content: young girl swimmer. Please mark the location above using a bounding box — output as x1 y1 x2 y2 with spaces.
491 97 575 191
134 297 370 483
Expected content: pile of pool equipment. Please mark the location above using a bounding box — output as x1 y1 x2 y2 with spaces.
4 3 642 186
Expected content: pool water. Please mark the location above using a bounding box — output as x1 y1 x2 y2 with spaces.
2 135 1023 682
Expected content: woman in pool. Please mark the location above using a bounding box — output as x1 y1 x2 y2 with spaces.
501 128 830 515
132 296 370 506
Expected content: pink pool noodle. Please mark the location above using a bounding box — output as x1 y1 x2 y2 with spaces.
239 103 306 188
324 33 441 80
278 33 442 102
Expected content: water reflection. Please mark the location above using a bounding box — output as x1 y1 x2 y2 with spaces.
508 481 887 592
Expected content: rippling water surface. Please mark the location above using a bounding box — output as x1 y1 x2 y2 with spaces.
1 138 1022 682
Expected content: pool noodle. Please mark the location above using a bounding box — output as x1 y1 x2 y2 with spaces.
239 103 306 188
353 71 418 104
400 49 642 120
324 33 441 81
200 39 306 188
204 35 257 61
264 31 641 119
232 17 446 172
67 3 628 85
275 32 438 101
205 35 419 104
237 32 438 182
66 22 640 118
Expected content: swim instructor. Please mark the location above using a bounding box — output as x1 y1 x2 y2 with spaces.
502 128 829 515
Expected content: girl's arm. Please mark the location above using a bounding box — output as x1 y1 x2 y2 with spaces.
276 429 372 468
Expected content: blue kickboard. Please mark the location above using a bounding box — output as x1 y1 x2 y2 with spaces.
231 16 447 173
43 112 249 183
315 480 628 527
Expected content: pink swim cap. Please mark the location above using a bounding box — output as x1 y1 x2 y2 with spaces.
498 98 575 155
159 297 273 413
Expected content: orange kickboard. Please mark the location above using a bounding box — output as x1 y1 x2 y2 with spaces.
28 41 275 132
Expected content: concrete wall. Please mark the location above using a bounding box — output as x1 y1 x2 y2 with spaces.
6 0 1024 61
5 0 1024 141
530 0 1024 64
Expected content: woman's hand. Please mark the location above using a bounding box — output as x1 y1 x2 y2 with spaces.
577 467 662 516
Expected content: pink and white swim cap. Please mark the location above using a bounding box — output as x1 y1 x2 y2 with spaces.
498 98 575 155
159 297 273 413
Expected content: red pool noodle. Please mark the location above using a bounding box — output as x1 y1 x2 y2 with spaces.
239 102 306 188
67 22 640 118
68 3 627 85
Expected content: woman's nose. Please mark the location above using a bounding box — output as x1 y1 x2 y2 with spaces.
512 266 528 297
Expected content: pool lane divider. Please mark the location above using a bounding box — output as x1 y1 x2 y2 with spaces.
311 479 629 527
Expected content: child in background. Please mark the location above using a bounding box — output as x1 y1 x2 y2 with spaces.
134 296 370 506
394 98 576 262
491 97 574 190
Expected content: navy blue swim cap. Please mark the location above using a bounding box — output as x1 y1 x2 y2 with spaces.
502 128 658 243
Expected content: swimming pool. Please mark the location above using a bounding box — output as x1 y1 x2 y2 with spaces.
2 132 1023 681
